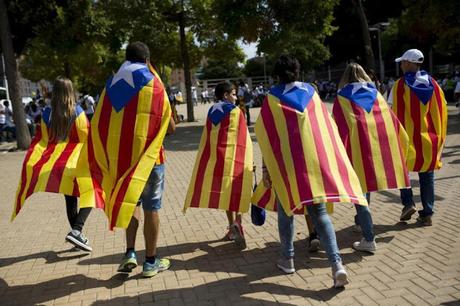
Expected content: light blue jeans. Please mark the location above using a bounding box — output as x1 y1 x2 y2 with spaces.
354 193 375 242
277 202 342 265
400 171 434 217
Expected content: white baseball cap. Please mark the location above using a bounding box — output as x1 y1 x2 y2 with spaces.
395 49 424 63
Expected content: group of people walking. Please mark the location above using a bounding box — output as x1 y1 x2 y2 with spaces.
13 42 447 288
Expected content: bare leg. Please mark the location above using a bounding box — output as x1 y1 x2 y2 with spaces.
226 210 234 227
126 206 140 249
144 210 160 257
235 213 242 224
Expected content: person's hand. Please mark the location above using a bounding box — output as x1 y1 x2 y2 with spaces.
262 168 271 189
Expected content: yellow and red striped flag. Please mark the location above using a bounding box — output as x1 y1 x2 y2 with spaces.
13 105 89 220
255 82 367 216
184 101 253 213
251 182 333 215
76 62 171 229
332 82 410 193
391 71 447 172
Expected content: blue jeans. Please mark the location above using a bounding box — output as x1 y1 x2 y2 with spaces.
354 193 375 241
277 202 342 265
138 164 165 211
400 171 434 217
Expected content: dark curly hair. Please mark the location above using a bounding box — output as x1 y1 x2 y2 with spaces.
125 41 150 63
272 54 300 83
214 81 235 101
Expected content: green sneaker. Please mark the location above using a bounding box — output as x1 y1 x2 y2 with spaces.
117 250 137 273
142 258 171 278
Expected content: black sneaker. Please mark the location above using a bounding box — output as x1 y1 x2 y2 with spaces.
308 234 320 253
66 230 92 252
400 205 416 221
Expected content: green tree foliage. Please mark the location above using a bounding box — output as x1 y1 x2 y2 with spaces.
214 0 339 71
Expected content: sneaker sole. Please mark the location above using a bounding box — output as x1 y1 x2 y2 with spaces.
277 263 295 274
117 261 138 273
400 207 416 221
334 271 349 288
66 235 92 252
352 245 376 253
142 262 171 278
308 240 320 253
230 224 246 249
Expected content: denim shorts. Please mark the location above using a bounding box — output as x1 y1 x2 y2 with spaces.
138 164 165 211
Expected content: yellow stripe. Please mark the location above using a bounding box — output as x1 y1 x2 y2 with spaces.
402 83 416 170
217 109 239 211
199 113 219 209
254 101 291 214
366 98 387 190
337 96 368 192
269 96 301 207
299 95 327 200
314 97 350 200
184 120 209 211
240 125 254 213
116 92 171 228
378 95 409 189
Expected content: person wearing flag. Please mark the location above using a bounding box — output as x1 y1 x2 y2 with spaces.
77 42 173 277
389 49 447 226
256 55 368 288
183 81 253 249
13 77 92 252
333 63 411 252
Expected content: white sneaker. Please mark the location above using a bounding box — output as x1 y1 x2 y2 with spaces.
277 257 295 274
352 238 377 253
333 268 349 288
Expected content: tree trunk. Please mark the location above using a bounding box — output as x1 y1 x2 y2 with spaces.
0 0 31 149
352 0 375 71
178 11 194 122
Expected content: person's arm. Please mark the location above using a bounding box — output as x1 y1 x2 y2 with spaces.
167 116 176 135
262 159 271 188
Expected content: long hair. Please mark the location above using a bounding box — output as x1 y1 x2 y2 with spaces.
49 77 76 141
338 63 372 89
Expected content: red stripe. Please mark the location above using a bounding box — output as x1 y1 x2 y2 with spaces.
25 142 57 198
282 103 313 201
372 100 398 188
228 111 248 212
189 120 212 208
208 115 230 209
390 112 410 186
15 127 43 214
117 95 139 177
428 82 444 170
98 94 112 160
260 97 296 211
348 101 378 191
257 188 272 208
320 102 357 198
410 89 424 171
45 123 80 193
145 78 165 149
332 99 353 165
396 80 406 127
110 167 136 229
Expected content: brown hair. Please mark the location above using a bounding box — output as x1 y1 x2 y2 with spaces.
338 63 373 89
49 77 76 141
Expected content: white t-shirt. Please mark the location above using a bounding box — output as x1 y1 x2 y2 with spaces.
82 95 95 115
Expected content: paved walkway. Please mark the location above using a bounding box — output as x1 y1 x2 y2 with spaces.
0 103 459 305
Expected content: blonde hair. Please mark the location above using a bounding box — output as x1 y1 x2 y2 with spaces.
338 63 373 89
49 77 76 141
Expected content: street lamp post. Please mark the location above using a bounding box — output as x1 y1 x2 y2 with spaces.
369 22 390 82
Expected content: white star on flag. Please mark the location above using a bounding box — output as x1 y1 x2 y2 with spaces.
110 61 147 88
282 81 310 95
211 101 226 115
351 82 374 95
412 71 430 87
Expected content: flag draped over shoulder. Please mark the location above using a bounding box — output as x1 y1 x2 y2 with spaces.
184 101 253 213
332 82 410 193
255 82 367 216
13 105 89 220
76 61 171 229
251 182 333 215
391 71 447 172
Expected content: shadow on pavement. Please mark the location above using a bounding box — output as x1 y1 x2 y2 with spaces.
0 248 88 268
163 125 203 152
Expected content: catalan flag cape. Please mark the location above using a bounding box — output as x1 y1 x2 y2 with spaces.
251 182 333 215
76 61 171 229
184 101 253 213
255 82 367 216
391 71 447 172
13 105 89 220
332 82 410 193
